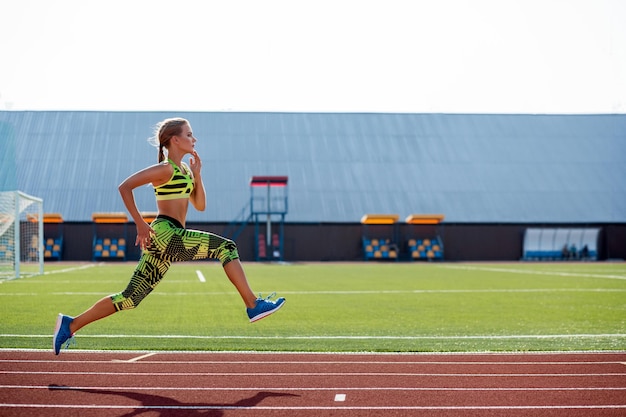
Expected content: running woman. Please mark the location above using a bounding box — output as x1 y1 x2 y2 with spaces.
53 117 285 354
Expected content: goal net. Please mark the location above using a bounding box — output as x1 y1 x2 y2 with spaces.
0 191 44 279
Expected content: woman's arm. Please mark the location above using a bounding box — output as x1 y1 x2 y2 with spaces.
118 163 171 249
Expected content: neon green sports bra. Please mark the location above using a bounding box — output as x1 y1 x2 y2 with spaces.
154 159 194 201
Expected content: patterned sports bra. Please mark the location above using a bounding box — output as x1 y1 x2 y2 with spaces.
154 159 194 201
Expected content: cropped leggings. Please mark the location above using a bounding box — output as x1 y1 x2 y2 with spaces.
110 215 239 311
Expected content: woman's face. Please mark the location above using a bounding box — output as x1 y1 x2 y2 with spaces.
175 123 197 152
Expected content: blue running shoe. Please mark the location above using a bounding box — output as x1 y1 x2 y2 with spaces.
247 293 285 323
53 314 74 355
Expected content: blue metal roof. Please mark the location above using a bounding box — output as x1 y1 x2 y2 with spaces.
1 111 625 223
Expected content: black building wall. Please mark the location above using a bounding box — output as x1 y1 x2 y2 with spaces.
46 222 626 262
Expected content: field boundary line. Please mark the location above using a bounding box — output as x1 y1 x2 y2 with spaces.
3 359 623 365
3 333 625 340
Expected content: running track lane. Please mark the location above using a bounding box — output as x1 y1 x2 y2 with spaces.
0 351 625 416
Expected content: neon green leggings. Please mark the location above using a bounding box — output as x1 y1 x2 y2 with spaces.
110 215 239 311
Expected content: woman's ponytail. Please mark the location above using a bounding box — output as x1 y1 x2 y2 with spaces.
158 143 166 163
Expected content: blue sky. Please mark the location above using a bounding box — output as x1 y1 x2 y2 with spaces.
1 0 625 113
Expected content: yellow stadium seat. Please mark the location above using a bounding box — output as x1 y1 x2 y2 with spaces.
95 244 103 251
103 238 111 246
102 250 110 257
117 250 125 257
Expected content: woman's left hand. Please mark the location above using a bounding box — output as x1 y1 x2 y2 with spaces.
189 150 202 177
188 149 206 211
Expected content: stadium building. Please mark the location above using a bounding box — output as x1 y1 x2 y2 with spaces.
1 111 625 262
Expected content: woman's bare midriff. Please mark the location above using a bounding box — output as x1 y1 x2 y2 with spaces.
156 199 189 227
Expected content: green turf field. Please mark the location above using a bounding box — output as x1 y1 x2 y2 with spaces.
1 262 625 352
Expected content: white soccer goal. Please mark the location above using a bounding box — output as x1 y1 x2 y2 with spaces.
0 191 44 279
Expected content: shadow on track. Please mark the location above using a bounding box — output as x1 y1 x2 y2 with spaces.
49 384 299 417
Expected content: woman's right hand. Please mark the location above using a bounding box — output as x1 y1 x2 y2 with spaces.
135 221 155 250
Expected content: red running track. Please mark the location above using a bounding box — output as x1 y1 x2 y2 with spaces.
0 350 625 417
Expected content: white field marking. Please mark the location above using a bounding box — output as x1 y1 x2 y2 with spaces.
1 404 626 411
2 334 626 340
42 263 100 276
11 280 129 285
334 394 346 401
148 288 626 295
0 266 99 283
195 270 206 283
2 288 625 297
0 293 109 296
7 279 199 285
439 264 626 281
4 385 626 392
3 371 626 377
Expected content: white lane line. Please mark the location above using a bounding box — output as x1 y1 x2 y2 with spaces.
334 394 346 401
2 371 626 377
111 352 156 363
1 404 626 411
3 360 624 365
195 270 206 283
4 385 626 392
128 352 156 362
